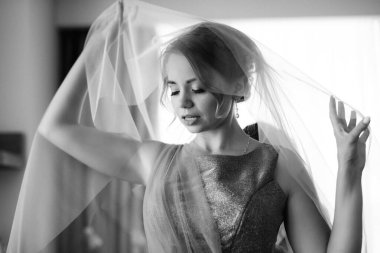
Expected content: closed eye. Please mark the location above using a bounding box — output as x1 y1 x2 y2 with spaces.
192 88 205 94
170 89 205 96
170 91 179 96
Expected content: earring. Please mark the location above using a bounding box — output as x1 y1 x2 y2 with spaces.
235 100 239 118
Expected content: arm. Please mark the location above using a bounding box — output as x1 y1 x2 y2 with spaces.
326 97 370 252
276 150 330 253
278 97 370 252
39 53 163 185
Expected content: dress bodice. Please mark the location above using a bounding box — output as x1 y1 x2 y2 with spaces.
143 142 287 253
189 144 287 252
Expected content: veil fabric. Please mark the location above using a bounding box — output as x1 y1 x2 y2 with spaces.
7 0 379 252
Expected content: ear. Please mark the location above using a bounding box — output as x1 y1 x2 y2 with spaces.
215 94 234 118
231 95 244 102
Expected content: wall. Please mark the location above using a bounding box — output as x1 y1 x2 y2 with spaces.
56 0 380 27
0 0 57 245
143 0 380 18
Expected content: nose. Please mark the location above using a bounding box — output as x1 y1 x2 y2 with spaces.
179 91 194 109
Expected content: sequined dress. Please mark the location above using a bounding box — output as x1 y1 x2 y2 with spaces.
184 143 287 252
144 125 288 253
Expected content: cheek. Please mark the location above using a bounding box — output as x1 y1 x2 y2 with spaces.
170 98 184 118
170 99 180 113
198 95 219 117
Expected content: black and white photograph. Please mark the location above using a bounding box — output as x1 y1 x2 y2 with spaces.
0 0 379 252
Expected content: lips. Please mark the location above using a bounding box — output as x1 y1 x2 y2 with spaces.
182 115 199 120
181 114 200 125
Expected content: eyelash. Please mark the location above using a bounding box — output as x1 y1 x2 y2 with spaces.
170 89 205 96
193 89 205 94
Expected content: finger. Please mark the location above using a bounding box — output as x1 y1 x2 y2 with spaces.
329 96 341 131
338 101 347 130
347 110 357 131
350 117 371 140
359 128 370 143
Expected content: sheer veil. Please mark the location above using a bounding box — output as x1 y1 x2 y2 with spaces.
7 0 379 252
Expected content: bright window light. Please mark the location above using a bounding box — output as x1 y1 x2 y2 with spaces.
223 17 380 115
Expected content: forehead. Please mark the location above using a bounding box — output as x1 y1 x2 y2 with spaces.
165 53 196 80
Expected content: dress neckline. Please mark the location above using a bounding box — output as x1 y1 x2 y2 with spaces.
182 141 267 158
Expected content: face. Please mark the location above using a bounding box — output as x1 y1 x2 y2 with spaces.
165 53 230 133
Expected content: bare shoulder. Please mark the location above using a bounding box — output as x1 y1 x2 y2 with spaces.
139 139 168 155
121 138 168 166
122 138 173 185
273 147 312 196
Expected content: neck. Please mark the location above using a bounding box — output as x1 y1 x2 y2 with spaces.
192 114 249 154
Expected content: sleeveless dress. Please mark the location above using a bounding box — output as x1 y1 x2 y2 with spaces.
188 143 287 252
144 142 287 253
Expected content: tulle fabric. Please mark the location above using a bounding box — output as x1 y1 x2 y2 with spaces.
144 145 222 253
7 0 379 252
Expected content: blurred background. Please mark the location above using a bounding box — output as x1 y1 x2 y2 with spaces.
0 0 379 250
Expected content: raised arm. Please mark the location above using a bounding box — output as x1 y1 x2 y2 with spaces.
278 97 370 252
326 96 370 252
39 53 164 185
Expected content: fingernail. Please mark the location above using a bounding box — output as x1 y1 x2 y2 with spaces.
363 117 371 124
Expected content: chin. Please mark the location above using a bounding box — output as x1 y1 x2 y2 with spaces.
183 122 220 134
180 118 224 134
183 125 205 133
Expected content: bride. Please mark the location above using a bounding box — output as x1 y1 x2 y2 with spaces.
7 1 375 252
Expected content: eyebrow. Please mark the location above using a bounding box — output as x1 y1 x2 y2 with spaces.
167 78 198 85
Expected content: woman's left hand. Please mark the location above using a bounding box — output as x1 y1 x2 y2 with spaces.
329 96 370 174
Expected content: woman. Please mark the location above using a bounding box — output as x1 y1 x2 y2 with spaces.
7 1 374 253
